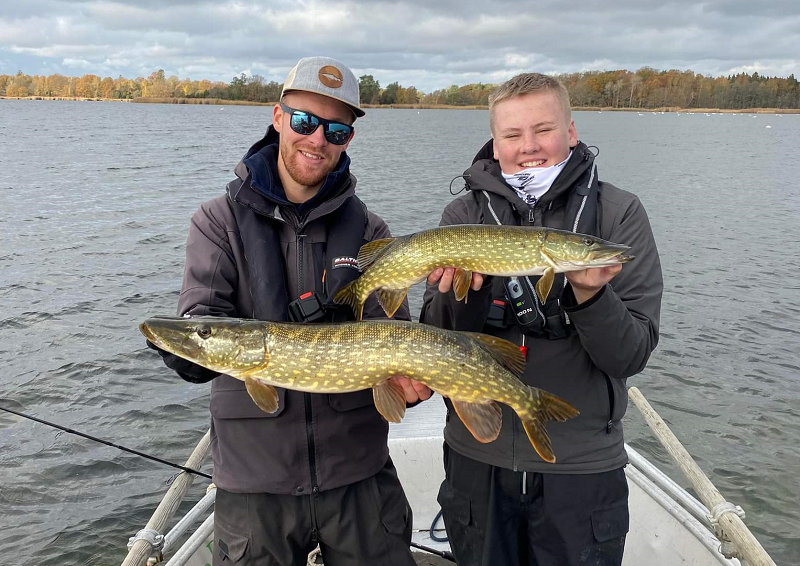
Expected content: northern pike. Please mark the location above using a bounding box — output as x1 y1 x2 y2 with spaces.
333 224 633 320
140 316 579 463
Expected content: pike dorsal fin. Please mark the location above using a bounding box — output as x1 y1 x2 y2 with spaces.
357 237 396 270
453 269 472 303
373 379 407 423
462 332 526 377
376 287 408 319
245 377 279 413
452 400 502 443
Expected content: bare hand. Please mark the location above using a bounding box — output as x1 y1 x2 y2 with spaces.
565 265 622 304
391 376 433 404
427 268 484 293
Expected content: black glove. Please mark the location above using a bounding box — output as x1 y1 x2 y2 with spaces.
146 340 219 384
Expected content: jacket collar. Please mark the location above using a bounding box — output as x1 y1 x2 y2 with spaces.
465 140 594 210
231 126 356 224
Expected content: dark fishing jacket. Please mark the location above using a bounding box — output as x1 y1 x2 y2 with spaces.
161 126 409 494
419 141 663 474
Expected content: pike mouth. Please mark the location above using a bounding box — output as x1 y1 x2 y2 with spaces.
558 252 634 268
139 322 157 344
139 316 202 358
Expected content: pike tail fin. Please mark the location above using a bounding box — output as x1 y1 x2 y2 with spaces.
333 281 365 321
520 388 579 463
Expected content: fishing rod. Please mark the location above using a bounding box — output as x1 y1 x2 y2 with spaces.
0 405 212 480
410 542 455 562
2 405 456 561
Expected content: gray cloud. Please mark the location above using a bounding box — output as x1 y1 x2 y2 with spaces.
1 0 797 91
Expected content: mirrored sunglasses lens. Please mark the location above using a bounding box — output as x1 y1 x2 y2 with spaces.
325 123 352 145
290 112 319 135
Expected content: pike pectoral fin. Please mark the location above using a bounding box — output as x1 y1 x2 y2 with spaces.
245 377 280 413
521 389 580 463
452 269 472 303
376 287 408 319
462 332 526 377
535 267 555 302
357 238 396 270
373 379 407 423
452 400 502 443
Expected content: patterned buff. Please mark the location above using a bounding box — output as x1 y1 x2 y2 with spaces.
501 150 573 207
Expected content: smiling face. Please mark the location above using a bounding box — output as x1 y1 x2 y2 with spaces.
491 90 577 174
273 90 355 202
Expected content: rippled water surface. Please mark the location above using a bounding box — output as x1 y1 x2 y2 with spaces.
1 100 799 564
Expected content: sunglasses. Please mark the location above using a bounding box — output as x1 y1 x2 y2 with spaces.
280 103 354 146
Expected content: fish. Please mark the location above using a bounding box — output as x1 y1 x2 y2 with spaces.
140 316 579 463
333 224 633 320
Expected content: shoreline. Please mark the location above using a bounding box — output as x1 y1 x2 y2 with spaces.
2 95 798 114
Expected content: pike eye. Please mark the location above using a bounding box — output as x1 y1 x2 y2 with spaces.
197 326 212 339
583 237 594 246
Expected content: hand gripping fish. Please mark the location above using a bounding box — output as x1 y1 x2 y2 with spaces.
140 316 579 463
334 224 633 320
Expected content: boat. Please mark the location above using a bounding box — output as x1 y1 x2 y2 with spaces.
120 388 776 566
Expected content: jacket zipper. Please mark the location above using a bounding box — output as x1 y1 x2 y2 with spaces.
296 233 306 296
511 408 518 471
523 205 545 321
296 231 319 494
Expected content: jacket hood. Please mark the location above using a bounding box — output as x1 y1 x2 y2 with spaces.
236 125 353 216
465 139 595 209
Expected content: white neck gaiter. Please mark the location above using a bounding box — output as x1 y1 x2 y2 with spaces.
501 150 572 207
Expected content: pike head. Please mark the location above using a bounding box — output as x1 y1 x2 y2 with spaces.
139 316 269 376
541 230 633 271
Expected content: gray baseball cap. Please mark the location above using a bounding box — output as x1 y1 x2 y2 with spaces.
281 56 364 118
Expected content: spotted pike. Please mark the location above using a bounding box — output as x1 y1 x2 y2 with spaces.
333 224 633 320
140 316 579 463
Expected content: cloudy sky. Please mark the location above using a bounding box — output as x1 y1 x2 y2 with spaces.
1 0 798 92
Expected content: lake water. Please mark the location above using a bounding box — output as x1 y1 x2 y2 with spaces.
1 100 799 565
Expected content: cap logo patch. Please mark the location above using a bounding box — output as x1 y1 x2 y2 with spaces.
318 65 344 89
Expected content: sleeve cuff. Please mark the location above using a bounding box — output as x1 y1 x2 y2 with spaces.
561 284 607 312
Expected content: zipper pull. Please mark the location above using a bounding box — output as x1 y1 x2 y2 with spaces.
528 207 535 224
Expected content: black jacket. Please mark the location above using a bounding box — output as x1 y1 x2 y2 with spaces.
420 142 663 473
168 128 409 493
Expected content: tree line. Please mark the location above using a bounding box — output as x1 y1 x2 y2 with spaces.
2 67 799 110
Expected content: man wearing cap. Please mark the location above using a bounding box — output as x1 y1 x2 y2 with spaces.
150 57 425 566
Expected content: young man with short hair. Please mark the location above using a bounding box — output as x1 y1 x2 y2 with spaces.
422 73 664 566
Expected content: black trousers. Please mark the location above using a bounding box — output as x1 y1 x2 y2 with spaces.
213 458 415 566
438 443 629 566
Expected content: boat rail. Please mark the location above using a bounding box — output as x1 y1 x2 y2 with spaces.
120 430 211 566
629 387 775 566
119 389 778 566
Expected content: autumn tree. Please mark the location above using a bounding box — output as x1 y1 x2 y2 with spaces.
358 75 380 104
